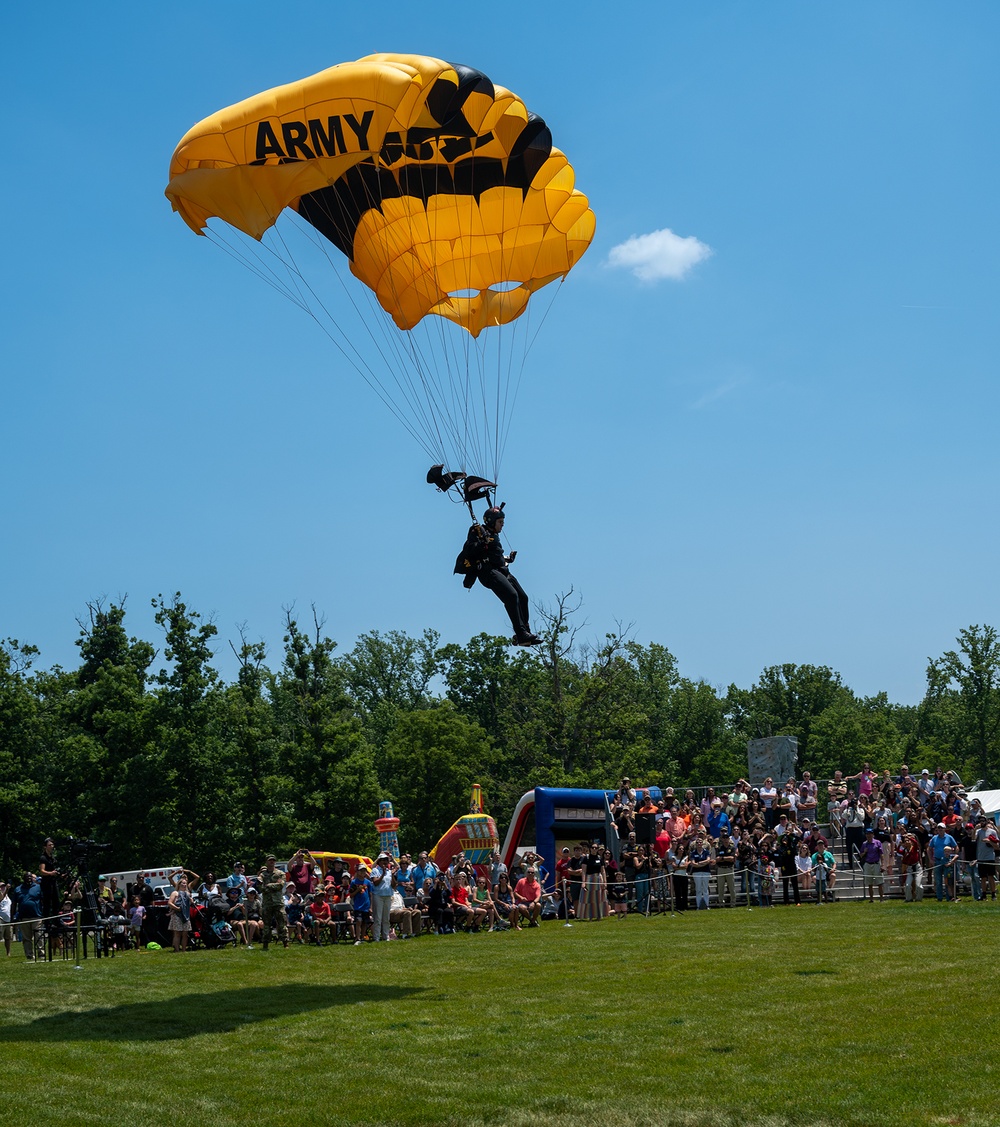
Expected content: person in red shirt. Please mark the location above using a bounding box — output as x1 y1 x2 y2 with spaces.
654 821 671 860
513 868 543 927
451 873 487 932
555 847 572 899
309 889 333 942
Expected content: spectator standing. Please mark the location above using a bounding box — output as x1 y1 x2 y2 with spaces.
128 895 146 947
38 838 62 920
688 831 713 910
715 828 737 908
0 881 12 956
349 865 374 944
843 796 866 869
776 828 801 906
667 840 689 912
897 827 923 902
369 852 396 942
706 800 730 841
286 850 315 899
411 851 439 892
109 875 124 907
847 762 876 800
578 843 609 921
167 876 194 952
779 781 799 824
633 846 652 914
258 855 289 950
974 816 999 901
956 822 980 901
608 871 628 918
811 843 837 904
826 771 847 842
13 874 43 960
759 778 777 829
797 772 818 821
395 854 416 896
928 824 958 902
562 844 584 914
859 828 885 903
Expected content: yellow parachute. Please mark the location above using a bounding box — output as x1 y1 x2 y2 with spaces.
166 54 595 478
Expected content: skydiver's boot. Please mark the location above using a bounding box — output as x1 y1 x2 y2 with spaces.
513 631 542 646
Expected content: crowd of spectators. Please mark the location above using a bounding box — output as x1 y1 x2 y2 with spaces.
4 765 997 958
600 767 999 910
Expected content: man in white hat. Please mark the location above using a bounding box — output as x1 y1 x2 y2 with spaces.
369 852 397 941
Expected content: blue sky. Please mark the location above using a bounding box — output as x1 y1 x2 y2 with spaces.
3 3 998 703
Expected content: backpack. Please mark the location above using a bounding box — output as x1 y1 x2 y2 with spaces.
454 525 487 588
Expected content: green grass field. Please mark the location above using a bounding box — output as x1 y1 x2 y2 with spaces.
4 900 999 1127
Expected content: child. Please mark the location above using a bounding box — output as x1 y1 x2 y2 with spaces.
284 891 306 943
608 871 628 919
128 896 145 949
350 865 374 945
107 905 127 951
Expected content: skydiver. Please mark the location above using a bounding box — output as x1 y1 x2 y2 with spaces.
456 506 541 646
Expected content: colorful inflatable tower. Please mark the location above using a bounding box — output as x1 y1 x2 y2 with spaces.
375 800 400 861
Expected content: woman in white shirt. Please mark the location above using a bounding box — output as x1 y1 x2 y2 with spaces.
759 778 778 829
795 842 814 893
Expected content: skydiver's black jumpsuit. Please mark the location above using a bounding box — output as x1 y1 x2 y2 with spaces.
463 524 531 639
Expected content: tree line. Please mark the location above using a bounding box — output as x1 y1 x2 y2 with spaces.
1 593 997 875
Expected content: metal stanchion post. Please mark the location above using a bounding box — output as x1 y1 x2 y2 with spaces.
74 908 82 969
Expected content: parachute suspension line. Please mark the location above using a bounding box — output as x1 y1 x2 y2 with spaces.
256 223 442 461
494 218 569 471
202 190 437 457
331 159 473 469
265 222 444 462
304 176 454 462
288 191 454 466
202 222 435 455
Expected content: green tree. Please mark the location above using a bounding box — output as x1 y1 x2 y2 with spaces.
382 704 495 854
150 594 234 867
0 640 44 873
727 663 855 768
57 600 155 863
271 609 377 850
923 625 1000 786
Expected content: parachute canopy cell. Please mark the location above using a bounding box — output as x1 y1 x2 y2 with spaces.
165 53 595 336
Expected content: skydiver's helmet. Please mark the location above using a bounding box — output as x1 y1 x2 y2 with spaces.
483 506 504 528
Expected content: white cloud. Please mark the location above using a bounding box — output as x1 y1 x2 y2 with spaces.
607 227 712 282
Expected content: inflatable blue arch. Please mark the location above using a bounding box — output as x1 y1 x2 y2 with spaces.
499 786 663 891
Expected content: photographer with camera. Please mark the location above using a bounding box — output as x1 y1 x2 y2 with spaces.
39 838 63 920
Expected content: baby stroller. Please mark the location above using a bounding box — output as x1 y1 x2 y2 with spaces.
198 895 237 948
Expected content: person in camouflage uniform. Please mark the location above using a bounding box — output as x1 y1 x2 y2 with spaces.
258 854 289 949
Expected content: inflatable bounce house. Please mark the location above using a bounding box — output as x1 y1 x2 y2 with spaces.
500 786 664 891
430 783 500 875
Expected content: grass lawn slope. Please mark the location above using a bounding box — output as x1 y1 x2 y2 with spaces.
4 900 998 1127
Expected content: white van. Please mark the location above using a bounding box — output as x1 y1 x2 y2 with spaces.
98 866 184 900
